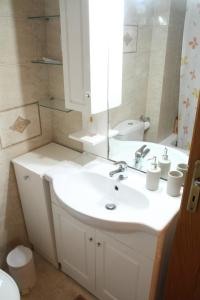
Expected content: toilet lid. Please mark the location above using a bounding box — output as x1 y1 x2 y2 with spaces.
0 270 20 300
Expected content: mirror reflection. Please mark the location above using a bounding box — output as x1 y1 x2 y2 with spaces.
108 0 198 177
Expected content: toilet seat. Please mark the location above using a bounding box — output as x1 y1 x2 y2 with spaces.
0 270 20 300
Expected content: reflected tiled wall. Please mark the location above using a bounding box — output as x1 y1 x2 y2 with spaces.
0 0 52 265
109 0 153 128
109 0 186 143
145 24 169 142
145 0 186 142
157 0 186 142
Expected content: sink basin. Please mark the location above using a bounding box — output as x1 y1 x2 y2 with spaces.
46 159 181 234
56 171 148 209
50 169 152 232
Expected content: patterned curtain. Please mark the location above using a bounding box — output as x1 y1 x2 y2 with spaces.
178 0 200 150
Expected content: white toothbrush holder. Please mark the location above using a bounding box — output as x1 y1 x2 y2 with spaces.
167 170 183 197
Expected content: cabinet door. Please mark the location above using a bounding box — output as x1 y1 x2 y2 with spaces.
96 231 153 300
59 0 90 112
52 205 95 293
14 164 57 266
59 0 123 114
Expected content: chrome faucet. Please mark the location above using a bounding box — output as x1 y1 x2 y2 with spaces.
109 161 128 178
135 145 150 165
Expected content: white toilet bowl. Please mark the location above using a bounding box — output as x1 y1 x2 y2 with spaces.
114 119 145 141
0 269 20 300
114 119 150 141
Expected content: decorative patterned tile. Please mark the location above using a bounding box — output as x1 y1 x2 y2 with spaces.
10 116 31 133
123 25 138 53
0 103 41 148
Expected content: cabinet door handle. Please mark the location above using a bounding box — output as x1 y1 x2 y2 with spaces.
89 237 93 242
23 175 30 180
97 242 101 247
187 160 200 213
85 92 90 99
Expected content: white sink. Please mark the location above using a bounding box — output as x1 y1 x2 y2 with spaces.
46 158 181 234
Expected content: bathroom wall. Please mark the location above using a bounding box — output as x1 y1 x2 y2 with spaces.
145 1 171 142
145 0 186 142
157 0 186 142
44 0 83 152
109 0 153 127
0 0 52 265
108 0 186 143
0 0 84 265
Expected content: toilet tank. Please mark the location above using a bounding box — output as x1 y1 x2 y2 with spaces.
114 120 145 141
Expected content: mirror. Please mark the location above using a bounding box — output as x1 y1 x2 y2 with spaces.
108 0 198 177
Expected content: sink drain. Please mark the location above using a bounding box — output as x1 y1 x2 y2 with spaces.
105 203 117 210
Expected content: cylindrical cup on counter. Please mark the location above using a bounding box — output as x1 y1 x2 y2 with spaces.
167 170 183 197
177 163 188 186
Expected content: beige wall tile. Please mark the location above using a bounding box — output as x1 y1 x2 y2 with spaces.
109 1 152 130
0 103 41 148
46 19 62 60
47 66 65 100
152 0 171 26
0 0 44 18
0 18 46 65
124 0 153 26
157 3 185 142
137 26 152 53
170 0 186 25
145 0 185 143
0 64 48 111
44 0 60 16
145 26 168 141
53 110 83 152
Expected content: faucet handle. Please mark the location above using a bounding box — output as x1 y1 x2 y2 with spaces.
114 161 128 169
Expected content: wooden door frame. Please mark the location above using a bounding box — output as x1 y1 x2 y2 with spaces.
164 97 200 299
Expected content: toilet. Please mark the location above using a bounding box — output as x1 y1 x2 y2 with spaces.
0 269 20 300
114 119 150 141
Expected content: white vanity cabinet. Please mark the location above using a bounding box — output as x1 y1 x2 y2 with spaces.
59 0 124 114
12 143 82 267
13 165 58 266
52 203 154 300
52 204 96 293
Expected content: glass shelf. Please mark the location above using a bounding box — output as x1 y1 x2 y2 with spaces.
39 98 72 112
28 15 60 20
31 59 62 65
